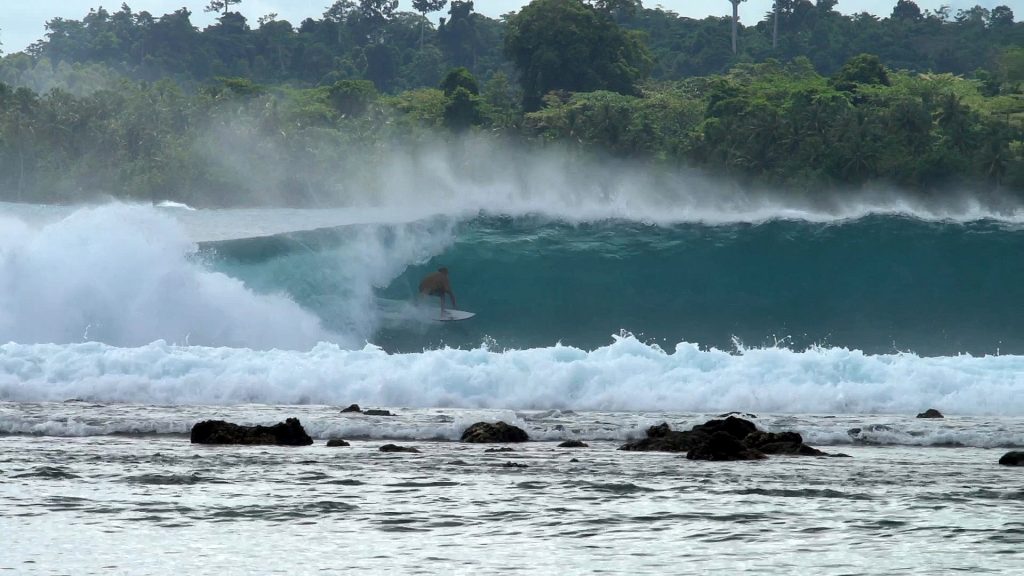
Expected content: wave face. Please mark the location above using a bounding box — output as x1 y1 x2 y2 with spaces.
208 215 1024 356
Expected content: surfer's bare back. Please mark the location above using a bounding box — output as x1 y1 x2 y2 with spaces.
419 267 456 312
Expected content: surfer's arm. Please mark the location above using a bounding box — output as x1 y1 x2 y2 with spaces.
444 279 456 307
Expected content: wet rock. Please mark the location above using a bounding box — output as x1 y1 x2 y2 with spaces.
190 418 313 446
620 417 755 453
686 431 766 461
718 411 757 419
485 447 515 453
340 404 361 413
558 440 588 448
743 431 827 456
379 444 420 453
744 430 803 447
502 461 528 468
622 417 829 458
620 422 702 452
916 408 944 419
646 423 672 438
326 438 350 447
461 421 529 443
847 424 894 441
364 409 393 416
569 458 579 463
999 451 1024 466
692 416 759 439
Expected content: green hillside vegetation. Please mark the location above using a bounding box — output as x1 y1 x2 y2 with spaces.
0 0 1022 205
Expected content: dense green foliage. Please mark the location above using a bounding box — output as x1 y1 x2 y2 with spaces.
4 1 1021 92
504 0 651 111
0 1 1022 205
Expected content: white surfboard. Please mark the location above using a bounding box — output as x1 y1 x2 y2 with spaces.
438 309 476 322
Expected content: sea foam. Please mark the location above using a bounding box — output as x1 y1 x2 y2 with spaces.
1 336 1022 416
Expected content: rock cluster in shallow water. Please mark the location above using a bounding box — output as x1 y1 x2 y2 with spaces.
619 416 836 460
190 418 313 446
460 421 529 443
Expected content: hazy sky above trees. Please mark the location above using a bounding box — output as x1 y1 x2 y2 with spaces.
0 0 1012 53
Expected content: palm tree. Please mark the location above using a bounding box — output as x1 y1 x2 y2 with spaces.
728 0 747 54
773 1 779 49
412 0 447 49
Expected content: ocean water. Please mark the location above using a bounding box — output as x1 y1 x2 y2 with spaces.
2 186 1024 574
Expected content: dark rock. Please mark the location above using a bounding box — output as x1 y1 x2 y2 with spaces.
558 440 588 448
692 416 758 439
718 412 757 419
829 453 853 458
647 423 672 438
379 444 420 453
326 438 350 447
190 418 313 446
621 416 756 453
622 417 828 458
619 429 702 452
916 408 944 419
743 430 825 455
502 461 528 468
769 442 827 456
569 458 579 463
999 451 1024 466
363 409 393 416
341 404 361 413
687 431 766 461
743 430 803 447
461 421 529 443
485 447 515 453
744 430 831 456
847 424 894 441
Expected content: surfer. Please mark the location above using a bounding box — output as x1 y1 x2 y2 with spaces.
419 267 456 314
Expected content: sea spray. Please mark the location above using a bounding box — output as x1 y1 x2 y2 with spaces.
0 205 335 349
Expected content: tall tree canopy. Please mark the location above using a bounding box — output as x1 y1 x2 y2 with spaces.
505 0 650 111
205 0 243 17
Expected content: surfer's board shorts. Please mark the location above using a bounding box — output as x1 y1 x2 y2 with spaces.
427 288 446 297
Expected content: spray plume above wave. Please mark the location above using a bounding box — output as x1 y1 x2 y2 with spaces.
5 137 1024 245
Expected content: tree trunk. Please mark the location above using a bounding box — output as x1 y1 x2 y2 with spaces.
731 1 739 54
773 2 779 49
18 145 24 202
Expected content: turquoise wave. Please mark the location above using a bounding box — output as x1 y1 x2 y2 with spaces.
206 215 1024 355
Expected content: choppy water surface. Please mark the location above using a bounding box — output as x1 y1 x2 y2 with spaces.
2 404 1022 575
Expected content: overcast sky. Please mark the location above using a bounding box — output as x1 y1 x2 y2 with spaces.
1 0 1017 53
